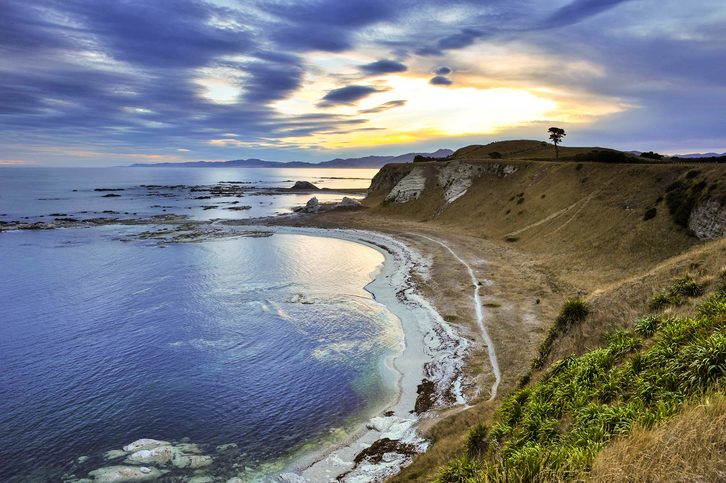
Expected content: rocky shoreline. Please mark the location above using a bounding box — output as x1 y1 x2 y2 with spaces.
40 221 473 483
5 184 476 483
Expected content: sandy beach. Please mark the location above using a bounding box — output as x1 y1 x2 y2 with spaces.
239 227 472 482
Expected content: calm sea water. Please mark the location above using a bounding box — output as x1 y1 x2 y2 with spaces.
0 168 398 481
0 166 376 222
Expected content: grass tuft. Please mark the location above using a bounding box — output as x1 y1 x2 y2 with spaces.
649 275 703 310
533 298 589 369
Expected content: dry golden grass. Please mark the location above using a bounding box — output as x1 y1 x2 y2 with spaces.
268 149 726 482
541 238 726 369
451 139 620 162
590 394 726 483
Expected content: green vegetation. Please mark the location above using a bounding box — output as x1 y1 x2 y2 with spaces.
573 149 630 164
548 127 566 161
437 277 725 482
649 275 704 310
643 207 657 221
640 151 663 160
532 298 589 369
665 176 708 228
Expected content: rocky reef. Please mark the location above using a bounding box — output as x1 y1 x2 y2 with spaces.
65 438 251 483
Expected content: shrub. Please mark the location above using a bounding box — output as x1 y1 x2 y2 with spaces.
643 207 657 221
650 276 703 309
635 315 660 337
489 151 503 159
557 298 589 330
640 151 663 160
574 150 630 163
671 276 704 298
533 299 589 369
665 177 707 228
437 456 481 482
466 423 489 458
649 292 672 310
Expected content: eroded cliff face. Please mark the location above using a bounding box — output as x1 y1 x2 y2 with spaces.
437 161 518 204
370 160 519 205
385 167 427 203
689 200 726 240
368 164 411 195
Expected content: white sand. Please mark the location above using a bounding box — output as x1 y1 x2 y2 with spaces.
230 226 470 482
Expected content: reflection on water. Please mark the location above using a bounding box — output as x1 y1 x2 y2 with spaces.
0 227 401 481
0 166 376 222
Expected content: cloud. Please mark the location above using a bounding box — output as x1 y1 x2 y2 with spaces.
61 0 252 68
430 76 453 86
360 59 408 75
264 0 397 52
1 0 725 164
359 100 407 113
540 0 635 29
438 28 486 50
241 61 305 102
318 85 385 107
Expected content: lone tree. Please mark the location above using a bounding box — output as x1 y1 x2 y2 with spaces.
548 127 566 160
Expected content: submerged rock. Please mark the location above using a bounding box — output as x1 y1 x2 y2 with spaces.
122 439 170 453
87 465 162 482
186 476 213 483
279 473 307 483
104 449 127 460
172 452 213 469
125 445 176 465
177 442 203 454
215 443 238 452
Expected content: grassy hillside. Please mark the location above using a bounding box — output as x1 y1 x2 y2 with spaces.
449 140 636 163
436 274 726 482
360 142 726 482
366 154 726 289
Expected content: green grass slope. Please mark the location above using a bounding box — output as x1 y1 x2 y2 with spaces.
436 275 726 482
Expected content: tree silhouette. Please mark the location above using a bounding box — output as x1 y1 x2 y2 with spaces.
548 127 566 160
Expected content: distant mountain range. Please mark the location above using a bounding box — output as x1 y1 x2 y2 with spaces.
131 149 453 169
628 151 726 158
672 152 726 158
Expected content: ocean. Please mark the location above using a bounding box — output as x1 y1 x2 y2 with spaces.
0 167 401 481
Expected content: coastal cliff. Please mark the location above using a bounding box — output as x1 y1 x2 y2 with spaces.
366 151 726 287
355 142 726 482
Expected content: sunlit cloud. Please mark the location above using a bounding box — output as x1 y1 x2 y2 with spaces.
1 0 724 165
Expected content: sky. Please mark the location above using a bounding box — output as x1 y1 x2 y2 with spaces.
1 0 725 166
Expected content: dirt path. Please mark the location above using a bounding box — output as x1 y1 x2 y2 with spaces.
416 234 501 401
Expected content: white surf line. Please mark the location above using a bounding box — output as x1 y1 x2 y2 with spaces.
417 234 501 401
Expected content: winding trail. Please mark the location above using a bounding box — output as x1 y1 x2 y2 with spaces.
417 234 501 401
